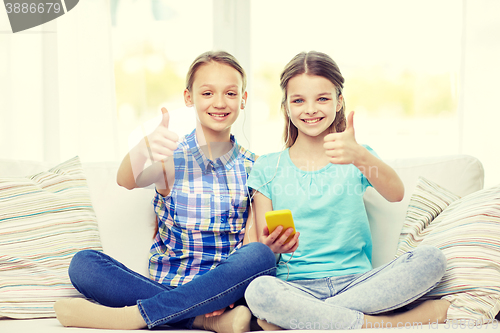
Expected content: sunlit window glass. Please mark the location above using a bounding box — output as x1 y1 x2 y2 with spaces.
111 0 213 157
250 0 461 159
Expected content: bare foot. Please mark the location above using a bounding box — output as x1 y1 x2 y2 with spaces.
257 318 283 331
54 298 147 330
194 305 252 333
363 299 451 328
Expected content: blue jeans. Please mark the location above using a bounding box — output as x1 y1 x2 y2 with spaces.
245 245 446 330
68 242 276 329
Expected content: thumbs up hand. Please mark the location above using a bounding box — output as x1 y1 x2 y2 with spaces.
323 111 361 165
143 107 179 162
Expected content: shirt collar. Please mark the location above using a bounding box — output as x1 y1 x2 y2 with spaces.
185 129 240 174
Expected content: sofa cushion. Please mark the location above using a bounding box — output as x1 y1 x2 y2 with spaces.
396 177 500 322
81 162 156 277
0 157 102 319
365 154 484 268
397 177 461 253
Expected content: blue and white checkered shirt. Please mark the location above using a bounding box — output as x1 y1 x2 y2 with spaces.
149 129 256 286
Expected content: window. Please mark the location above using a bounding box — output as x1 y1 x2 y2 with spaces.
249 0 462 159
111 0 213 157
3 0 499 186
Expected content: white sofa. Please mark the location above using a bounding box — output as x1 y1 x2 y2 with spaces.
1 154 498 332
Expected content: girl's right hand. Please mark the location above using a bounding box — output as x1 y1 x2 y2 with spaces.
118 107 178 190
141 107 179 162
260 225 299 253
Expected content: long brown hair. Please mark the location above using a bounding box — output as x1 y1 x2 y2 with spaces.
280 51 346 148
154 51 246 239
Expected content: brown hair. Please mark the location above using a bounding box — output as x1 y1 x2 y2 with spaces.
280 51 346 148
186 50 247 93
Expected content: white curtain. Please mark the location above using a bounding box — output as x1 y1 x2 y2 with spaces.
0 0 119 164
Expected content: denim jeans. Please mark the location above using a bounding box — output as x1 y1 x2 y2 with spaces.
245 245 447 330
68 242 276 329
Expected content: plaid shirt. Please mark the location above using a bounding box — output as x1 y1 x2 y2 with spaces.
149 129 256 286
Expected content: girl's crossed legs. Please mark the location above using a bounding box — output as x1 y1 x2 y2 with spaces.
55 242 276 330
245 245 449 330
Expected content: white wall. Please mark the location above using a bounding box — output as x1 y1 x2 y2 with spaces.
1 0 499 189
461 0 500 187
0 0 118 164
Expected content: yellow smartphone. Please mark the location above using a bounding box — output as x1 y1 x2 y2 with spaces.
265 209 296 243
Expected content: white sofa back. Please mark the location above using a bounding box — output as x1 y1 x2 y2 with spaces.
365 155 484 268
0 154 484 277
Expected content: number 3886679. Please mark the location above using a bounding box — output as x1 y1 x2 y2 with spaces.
5 2 62 14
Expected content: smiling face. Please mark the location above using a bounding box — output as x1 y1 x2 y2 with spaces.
286 73 343 141
184 61 247 142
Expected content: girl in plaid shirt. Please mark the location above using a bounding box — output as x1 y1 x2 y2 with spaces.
54 51 276 331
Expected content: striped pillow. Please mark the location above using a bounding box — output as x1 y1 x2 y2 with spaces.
0 156 102 319
397 177 461 255
396 177 500 323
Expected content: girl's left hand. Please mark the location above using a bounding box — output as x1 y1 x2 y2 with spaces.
204 303 235 317
323 111 362 165
261 225 300 253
